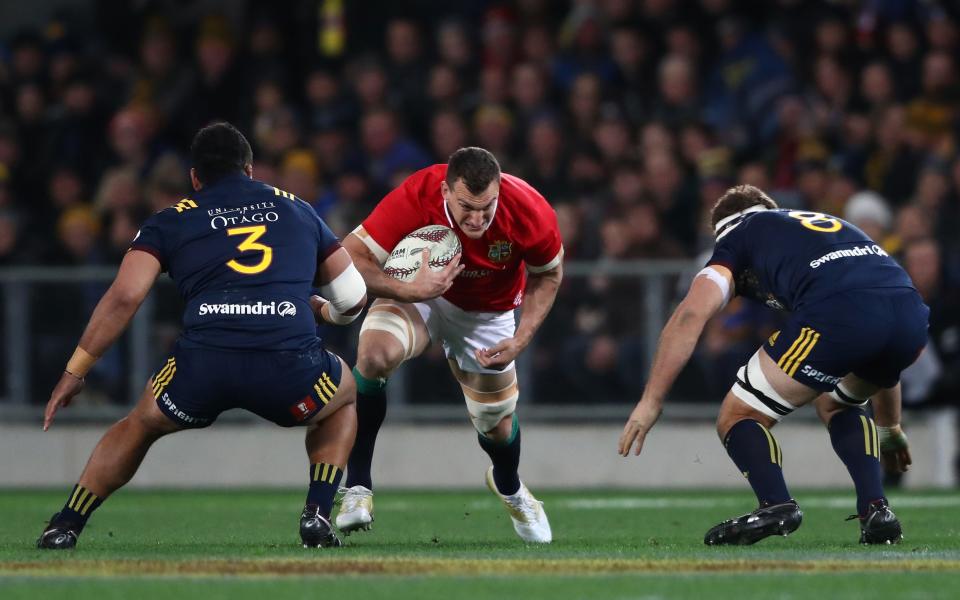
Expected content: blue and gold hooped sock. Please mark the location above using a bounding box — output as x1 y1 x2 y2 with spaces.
828 408 885 516
307 463 345 518
724 420 792 506
58 484 103 530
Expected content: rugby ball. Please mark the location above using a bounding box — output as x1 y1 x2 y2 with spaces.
383 225 461 282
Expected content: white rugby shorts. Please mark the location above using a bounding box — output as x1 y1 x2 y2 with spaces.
414 296 517 374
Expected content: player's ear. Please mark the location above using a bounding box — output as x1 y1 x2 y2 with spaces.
243 163 253 178
440 180 450 199
190 168 202 191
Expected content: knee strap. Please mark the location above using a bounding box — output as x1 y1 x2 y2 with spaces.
730 350 796 421
360 305 419 361
829 382 870 407
463 379 519 433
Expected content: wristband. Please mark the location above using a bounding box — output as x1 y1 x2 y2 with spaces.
65 347 98 378
877 425 908 451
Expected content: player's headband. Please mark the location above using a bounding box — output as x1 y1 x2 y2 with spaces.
714 205 768 240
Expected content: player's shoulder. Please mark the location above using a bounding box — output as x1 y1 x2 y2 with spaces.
152 196 201 223
736 208 795 235
404 164 447 188
500 172 549 207
751 208 793 223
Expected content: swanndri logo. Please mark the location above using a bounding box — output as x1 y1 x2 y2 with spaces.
809 244 887 269
198 301 296 317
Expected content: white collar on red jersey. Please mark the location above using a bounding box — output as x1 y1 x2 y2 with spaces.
443 196 454 228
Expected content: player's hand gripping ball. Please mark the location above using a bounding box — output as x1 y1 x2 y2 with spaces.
383 225 462 282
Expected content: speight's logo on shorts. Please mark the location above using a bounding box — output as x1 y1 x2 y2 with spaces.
198 300 297 317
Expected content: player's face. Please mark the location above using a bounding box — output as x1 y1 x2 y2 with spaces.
442 179 499 239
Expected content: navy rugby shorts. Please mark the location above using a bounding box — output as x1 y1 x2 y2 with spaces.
763 289 929 392
150 340 344 428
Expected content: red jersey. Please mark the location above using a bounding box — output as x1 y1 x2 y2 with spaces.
355 164 563 311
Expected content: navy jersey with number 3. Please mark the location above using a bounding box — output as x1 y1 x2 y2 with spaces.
130 173 340 351
707 209 914 311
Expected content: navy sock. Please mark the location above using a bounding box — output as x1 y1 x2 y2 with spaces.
724 420 792 506
58 484 103 531
306 463 344 517
828 408 885 516
478 414 521 495
345 367 387 490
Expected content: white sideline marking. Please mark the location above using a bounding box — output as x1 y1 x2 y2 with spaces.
560 496 960 510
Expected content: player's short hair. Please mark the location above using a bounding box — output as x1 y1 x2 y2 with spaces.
190 121 253 185
446 147 501 195
710 184 778 231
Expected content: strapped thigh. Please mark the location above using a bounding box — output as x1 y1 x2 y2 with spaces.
359 302 423 361
730 350 797 421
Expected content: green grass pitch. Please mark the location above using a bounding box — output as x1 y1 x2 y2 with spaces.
2 488 959 599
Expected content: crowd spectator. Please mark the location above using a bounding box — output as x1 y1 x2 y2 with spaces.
0 0 958 407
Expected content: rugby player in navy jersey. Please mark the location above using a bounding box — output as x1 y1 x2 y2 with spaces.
38 122 367 550
619 185 926 545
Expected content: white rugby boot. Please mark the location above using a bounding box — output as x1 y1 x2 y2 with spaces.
485 467 552 543
335 485 374 534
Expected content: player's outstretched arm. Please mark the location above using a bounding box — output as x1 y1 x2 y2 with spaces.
475 262 563 370
311 247 368 325
43 250 161 431
618 266 732 457
343 233 462 303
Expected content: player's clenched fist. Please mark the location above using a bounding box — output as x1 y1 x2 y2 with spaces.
475 337 524 370
405 250 464 302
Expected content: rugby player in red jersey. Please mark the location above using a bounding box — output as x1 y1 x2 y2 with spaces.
337 147 562 543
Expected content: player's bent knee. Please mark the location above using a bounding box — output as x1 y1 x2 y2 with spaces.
463 379 519 434
131 398 182 437
356 331 405 377
813 395 844 425
729 350 797 422
358 308 419 376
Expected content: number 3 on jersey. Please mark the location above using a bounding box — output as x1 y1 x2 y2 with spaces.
226 225 272 274
787 211 842 233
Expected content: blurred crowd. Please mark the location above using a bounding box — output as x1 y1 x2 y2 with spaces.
0 0 958 411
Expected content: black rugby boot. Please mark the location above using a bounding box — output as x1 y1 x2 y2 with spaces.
300 504 342 548
704 500 803 545
850 499 902 545
37 513 81 550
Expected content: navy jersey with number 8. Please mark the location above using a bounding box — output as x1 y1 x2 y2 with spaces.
707 209 914 312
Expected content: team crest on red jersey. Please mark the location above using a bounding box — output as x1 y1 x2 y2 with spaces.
488 241 512 262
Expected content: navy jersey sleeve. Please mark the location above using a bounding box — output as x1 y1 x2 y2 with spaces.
300 200 341 260
706 225 747 275
318 217 341 260
128 212 170 272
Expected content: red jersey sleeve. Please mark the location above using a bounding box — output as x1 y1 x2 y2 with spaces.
356 168 433 262
522 189 563 273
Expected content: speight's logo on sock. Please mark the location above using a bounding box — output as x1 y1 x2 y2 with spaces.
198 301 297 317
